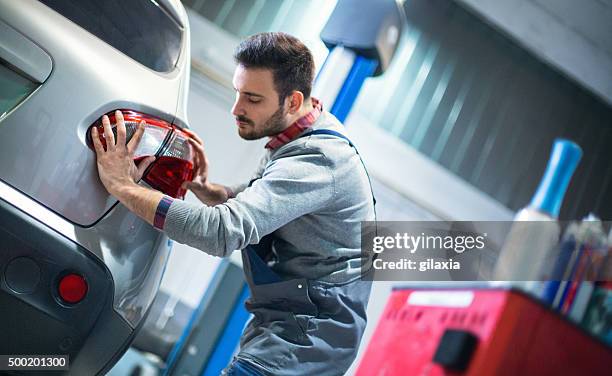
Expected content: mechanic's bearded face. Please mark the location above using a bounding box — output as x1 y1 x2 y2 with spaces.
231 65 290 140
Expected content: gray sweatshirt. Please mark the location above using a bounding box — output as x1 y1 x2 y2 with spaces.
163 110 375 375
164 110 374 284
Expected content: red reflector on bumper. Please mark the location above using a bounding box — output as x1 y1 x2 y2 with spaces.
58 273 88 304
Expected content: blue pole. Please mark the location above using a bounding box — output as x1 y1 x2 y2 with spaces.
201 284 251 376
330 55 378 123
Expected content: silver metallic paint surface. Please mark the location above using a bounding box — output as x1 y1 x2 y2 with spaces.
73 198 173 327
0 20 52 83
0 0 190 226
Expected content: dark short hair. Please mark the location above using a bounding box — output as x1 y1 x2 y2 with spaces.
234 32 315 104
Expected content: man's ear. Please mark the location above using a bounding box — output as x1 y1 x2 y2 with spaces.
287 91 304 114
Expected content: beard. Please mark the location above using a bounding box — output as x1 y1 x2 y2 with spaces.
236 105 288 140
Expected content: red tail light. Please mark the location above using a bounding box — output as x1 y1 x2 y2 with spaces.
145 130 194 198
58 273 88 304
88 110 194 198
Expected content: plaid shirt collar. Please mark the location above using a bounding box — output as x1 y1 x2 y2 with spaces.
265 98 322 150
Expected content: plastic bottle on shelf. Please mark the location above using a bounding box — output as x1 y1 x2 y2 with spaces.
492 139 582 296
541 222 580 305
562 215 607 321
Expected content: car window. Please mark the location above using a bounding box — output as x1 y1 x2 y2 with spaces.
0 61 38 121
39 0 183 73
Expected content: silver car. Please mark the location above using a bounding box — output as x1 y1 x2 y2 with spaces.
0 0 193 374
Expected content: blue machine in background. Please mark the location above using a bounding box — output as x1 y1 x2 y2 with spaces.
315 0 404 121
163 260 248 376
164 1 404 374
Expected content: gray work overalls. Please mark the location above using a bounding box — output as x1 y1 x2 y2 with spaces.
234 130 376 376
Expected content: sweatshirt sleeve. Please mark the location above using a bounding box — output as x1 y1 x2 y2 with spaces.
162 150 334 257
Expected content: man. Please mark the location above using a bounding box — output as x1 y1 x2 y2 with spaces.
92 32 375 375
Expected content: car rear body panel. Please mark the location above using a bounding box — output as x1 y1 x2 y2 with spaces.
0 0 190 226
0 20 52 84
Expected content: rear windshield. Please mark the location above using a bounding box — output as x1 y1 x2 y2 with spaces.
40 0 183 72
0 61 38 121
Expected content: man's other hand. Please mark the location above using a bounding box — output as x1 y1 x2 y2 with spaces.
181 129 211 194
181 129 231 205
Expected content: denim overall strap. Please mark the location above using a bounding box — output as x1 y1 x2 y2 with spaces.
242 179 282 286
243 239 281 285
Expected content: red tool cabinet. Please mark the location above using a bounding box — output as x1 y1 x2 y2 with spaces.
356 288 611 376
